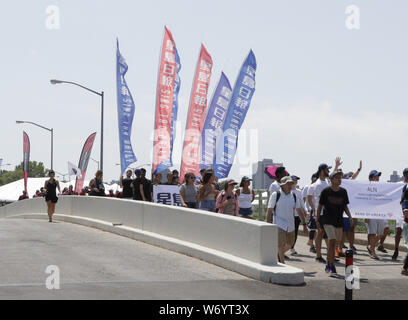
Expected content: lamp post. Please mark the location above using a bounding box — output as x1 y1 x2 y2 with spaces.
16 121 53 170
90 157 100 170
50 79 104 171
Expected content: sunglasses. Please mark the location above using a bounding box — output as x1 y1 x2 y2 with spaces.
189 176 196 179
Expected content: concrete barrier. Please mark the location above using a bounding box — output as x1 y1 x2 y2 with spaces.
0 196 304 285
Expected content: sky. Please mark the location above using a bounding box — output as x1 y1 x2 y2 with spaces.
1 0 407 187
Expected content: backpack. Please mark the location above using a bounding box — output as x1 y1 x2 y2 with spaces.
273 190 297 212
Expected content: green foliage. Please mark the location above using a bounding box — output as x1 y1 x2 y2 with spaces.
0 161 49 186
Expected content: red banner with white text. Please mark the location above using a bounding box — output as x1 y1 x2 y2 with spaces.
152 27 178 174
179 44 213 182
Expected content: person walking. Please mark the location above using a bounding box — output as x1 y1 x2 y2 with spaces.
180 172 198 209
392 168 408 261
89 170 106 196
198 171 218 212
236 176 255 219
303 173 318 253
120 169 134 200
290 176 308 255
365 170 388 259
316 170 353 275
216 180 239 216
400 187 408 275
44 170 61 223
266 176 303 264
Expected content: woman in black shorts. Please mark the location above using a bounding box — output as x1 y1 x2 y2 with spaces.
44 170 61 222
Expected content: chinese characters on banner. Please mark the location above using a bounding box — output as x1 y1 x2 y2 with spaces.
153 27 180 175
23 131 30 193
75 132 97 194
116 39 138 175
153 185 181 206
180 44 213 182
200 72 232 170
213 50 256 179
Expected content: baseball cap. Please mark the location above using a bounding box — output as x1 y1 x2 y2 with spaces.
241 176 252 182
311 173 318 180
291 175 300 180
329 170 343 180
343 172 353 179
280 176 294 186
403 168 408 175
318 163 332 172
227 180 238 185
368 170 381 179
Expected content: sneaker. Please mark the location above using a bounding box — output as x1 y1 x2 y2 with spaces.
370 253 380 260
284 255 290 260
330 264 337 275
401 269 408 276
325 264 331 273
392 249 399 261
290 249 297 255
309 246 316 253
316 256 326 263
377 245 388 253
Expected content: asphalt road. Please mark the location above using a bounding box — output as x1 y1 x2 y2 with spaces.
0 218 406 300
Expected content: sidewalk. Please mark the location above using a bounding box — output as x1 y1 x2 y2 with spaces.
298 230 407 252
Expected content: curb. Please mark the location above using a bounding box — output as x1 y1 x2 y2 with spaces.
8 213 305 286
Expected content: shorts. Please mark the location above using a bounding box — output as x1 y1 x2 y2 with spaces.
323 225 343 241
278 228 295 248
45 196 58 204
239 207 253 217
199 200 216 211
343 218 351 232
186 202 198 209
366 219 386 235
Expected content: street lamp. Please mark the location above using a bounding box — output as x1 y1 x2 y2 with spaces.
90 157 100 170
50 79 104 171
16 120 54 170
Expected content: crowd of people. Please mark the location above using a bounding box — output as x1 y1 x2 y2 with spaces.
16 159 408 276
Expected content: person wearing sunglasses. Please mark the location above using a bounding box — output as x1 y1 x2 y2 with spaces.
180 172 198 209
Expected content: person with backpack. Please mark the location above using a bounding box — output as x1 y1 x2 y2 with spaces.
266 176 303 264
216 180 239 216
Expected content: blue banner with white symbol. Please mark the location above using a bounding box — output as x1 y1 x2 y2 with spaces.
213 50 256 179
200 72 232 170
116 39 138 175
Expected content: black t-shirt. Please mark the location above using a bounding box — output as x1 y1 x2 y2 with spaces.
122 178 133 198
318 187 349 228
140 177 152 201
132 178 142 200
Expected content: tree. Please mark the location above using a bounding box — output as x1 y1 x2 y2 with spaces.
0 161 49 186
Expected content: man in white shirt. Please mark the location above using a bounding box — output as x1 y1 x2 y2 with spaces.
268 166 287 194
266 176 303 264
308 163 332 263
303 173 318 252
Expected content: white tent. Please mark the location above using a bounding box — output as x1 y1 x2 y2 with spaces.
0 178 121 202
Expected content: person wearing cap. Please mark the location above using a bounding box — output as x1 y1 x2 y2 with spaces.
216 179 239 216
303 173 318 253
266 176 303 264
365 170 389 259
290 176 308 255
236 176 255 219
307 163 333 263
131 169 143 200
317 170 353 275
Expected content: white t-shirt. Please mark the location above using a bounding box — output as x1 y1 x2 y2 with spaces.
293 188 306 216
307 178 330 214
269 181 281 193
268 190 301 232
302 185 311 211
